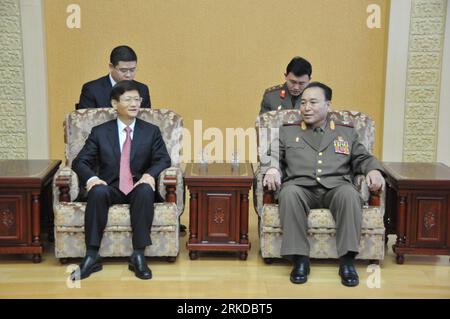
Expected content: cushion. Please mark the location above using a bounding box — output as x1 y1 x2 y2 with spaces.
261 204 384 229
54 202 178 227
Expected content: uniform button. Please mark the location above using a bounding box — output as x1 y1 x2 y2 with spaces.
318 160 323 164
316 177 321 181
319 152 323 156
317 169 322 173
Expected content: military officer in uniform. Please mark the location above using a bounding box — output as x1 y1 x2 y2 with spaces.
259 56 312 115
263 82 385 287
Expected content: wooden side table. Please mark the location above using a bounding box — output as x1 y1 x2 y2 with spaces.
0 159 61 262
184 163 254 260
383 162 450 264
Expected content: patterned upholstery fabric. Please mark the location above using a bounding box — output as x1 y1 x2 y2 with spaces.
64 108 183 167
54 203 179 258
254 109 385 261
53 108 184 259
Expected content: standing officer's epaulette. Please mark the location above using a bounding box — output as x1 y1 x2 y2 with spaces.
334 121 354 128
265 84 284 94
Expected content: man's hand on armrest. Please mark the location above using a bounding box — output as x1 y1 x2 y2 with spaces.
86 176 107 192
366 170 385 193
263 168 282 191
134 173 155 191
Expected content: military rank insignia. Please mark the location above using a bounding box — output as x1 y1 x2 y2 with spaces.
334 136 349 155
280 90 286 99
329 120 335 130
300 121 306 130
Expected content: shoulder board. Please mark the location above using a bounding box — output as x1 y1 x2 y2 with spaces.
265 84 284 94
283 122 301 127
335 122 354 128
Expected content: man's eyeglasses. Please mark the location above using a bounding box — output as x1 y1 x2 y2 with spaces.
115 67 136 75
120 97 143 105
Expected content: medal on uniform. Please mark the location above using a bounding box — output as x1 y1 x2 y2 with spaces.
330 120 335 130
334 136 349 155
280 90 286 99
300 121 306 130
296 137 299 142
277 105 282 110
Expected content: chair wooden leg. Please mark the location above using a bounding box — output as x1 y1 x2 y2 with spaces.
166 256 176 263
59 258 69 265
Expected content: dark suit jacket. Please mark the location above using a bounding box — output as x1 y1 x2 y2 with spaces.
72 118 171 190
77 75 151 109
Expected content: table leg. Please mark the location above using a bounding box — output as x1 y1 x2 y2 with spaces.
396 254 404 264
394 195 407 264
189 251 198 260
239 251 248 260
32 254 42 263
188 191 199 260
189 192 198 243
32 193 42 263
240 193 249 245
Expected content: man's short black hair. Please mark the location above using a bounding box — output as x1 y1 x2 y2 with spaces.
304 82 332 101
286 56 312 77
110 80 140 101
110 45 137 66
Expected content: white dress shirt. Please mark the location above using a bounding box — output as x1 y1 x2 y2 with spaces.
117 118 136 152
109 73 117 87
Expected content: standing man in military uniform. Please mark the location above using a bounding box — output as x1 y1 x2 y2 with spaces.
259 56 312 115
263 82 385 287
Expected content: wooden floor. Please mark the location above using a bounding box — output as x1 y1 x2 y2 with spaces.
1 210 450 299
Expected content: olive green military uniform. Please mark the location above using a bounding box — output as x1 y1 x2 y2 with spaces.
259 83 302 115
270 119 384 258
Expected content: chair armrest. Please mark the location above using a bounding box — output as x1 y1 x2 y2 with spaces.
373 185 386 216
354 174 370 204
354 174 385 215
369 191 381 206
158 167 185 215
53 166 79 203
263 185 275 204
253 164 276 217
162 171 177 203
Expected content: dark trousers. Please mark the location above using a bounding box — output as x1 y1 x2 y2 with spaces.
84 183 155 249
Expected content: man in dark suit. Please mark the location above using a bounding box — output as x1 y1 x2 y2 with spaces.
77 45 151 109
263 82 385 287
71 80 171 280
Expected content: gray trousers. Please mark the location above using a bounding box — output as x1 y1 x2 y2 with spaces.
278 183 363 258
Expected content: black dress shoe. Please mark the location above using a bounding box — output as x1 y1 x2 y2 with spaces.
290 262 310 284
71 255 102 280
339 264 359 287
129 253 152 280
179 224 187 233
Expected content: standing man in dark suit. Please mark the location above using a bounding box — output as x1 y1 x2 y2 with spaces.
72 80 171 280
259 56 312 115
263 82 385 287
77 45 151 109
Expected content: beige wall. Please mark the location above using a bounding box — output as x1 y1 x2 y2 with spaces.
44 0 389 161
0 0 27 159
